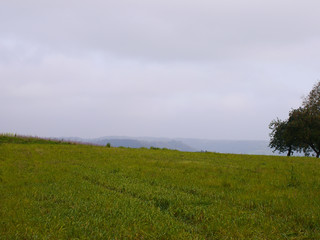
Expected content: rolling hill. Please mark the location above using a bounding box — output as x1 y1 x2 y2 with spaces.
63 136 276 155
1 135 320 239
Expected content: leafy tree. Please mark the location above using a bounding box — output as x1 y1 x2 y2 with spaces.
269 81 320 157
303 81 320 112
287 108 311 155
269 119 289 156
301 82 320 157
289 108 320 158
269 118 299 156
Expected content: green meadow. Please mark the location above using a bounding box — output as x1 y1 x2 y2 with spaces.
1 135 320 239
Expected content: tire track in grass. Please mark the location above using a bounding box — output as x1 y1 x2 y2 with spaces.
80 173 213 233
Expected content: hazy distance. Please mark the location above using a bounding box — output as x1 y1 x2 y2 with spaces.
1 1 320 140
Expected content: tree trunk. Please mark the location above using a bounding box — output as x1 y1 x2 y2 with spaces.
309 144 320 158
287 146 292 157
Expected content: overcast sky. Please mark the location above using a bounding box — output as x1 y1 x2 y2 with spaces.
1 0 319 140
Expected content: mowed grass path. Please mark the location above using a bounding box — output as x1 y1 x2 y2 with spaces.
1 137 320 239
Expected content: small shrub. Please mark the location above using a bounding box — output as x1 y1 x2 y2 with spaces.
150 146 160 150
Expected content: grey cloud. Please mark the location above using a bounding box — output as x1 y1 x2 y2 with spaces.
0 0 319 140
1 0 320 61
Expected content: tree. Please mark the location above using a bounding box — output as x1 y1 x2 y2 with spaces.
301 82 320 157
289 108 320 158
269 118 300 156
287 108 311 156
303 81 320 112
269 81 320 157
269 119 290 156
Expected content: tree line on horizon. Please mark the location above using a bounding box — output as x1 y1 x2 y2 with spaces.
269 81 320 157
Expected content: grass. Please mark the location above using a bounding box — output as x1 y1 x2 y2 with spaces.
0 134 76 145
1 135 320 239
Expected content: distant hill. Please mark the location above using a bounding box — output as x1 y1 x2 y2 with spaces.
178 139 275 155
61 136 281 155
63 136 195 152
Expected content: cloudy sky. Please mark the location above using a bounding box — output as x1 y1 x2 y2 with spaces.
1 0 319 140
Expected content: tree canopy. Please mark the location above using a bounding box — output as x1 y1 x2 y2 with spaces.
269 82 320 157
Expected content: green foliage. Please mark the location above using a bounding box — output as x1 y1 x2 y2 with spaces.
150 146 160 150
269 119 295 156
269 81 320 157
289 108 320 157
303 81 320 112
106 143 111 148
149 146 169 150
1 137 320 239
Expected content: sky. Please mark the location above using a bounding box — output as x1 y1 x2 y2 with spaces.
1 0 320 140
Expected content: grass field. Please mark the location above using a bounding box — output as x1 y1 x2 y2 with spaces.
1 135 320 239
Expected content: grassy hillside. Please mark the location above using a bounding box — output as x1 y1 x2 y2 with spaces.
0 134 76 145
1 136 320 239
